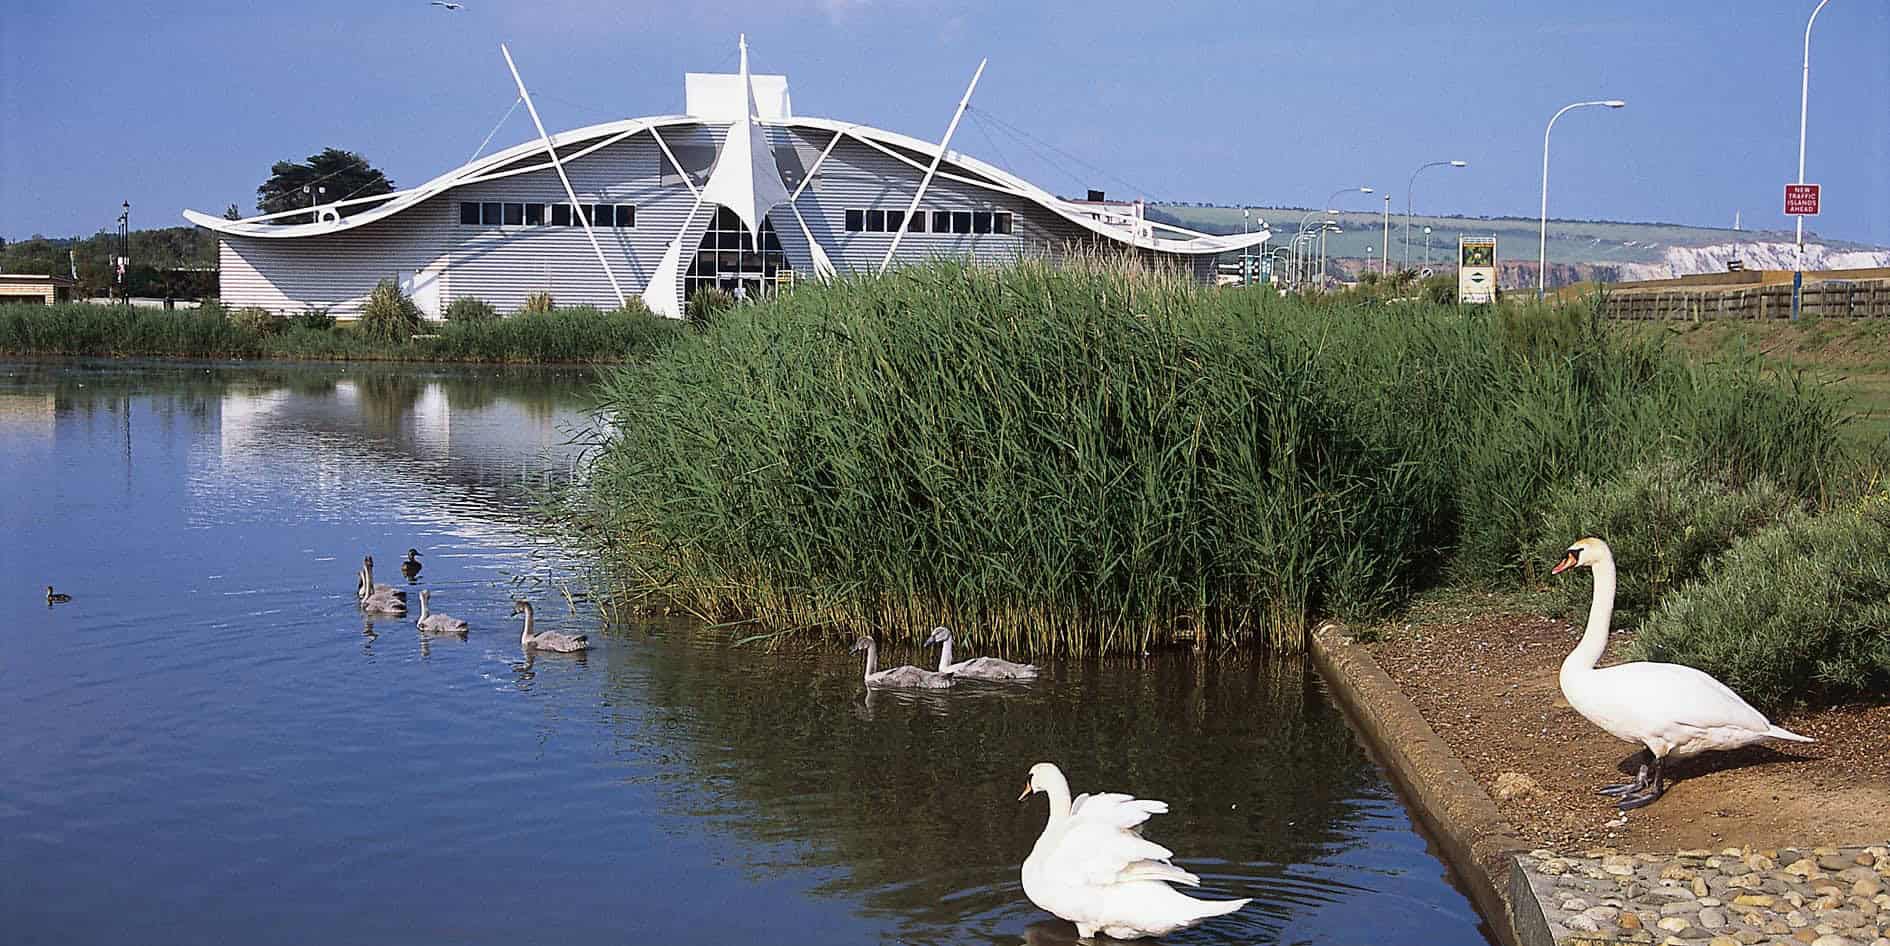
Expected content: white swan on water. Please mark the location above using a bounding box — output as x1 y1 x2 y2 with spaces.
1019 762 1249 940
1553 536 1812 809
924 626 1039 680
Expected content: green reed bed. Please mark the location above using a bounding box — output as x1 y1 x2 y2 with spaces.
0 301 679 363
575 260 1846 657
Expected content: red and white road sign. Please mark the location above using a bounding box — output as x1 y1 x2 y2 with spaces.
1785 183 1820 216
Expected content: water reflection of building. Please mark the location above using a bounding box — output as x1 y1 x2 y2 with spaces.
213 372 590 514
0 393 55 436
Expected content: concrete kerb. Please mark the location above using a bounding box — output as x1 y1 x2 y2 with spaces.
1310 621 1541 946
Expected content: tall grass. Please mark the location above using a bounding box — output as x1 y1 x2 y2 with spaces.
0 300 679 363
574 259 1848 656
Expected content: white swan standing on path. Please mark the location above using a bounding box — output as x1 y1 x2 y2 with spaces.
415 590 469 636
852 636 954 688
925 626 1039 680
1552 536 1813 810
1018 762 1249 940
513 600 589 653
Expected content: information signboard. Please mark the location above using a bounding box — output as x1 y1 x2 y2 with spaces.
1458 237 1497 304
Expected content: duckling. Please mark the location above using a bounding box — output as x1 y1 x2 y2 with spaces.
513 600 589 653
357 556 406 603
45 585 72 605
400 549 423 579
416 590 468 636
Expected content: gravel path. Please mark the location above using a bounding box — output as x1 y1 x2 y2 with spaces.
1518 844 1890 946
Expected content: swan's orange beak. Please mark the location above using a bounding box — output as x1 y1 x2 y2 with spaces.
1551 551 1577 575
1018 780 1034 802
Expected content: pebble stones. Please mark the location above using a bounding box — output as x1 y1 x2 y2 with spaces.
1520 844 1890 946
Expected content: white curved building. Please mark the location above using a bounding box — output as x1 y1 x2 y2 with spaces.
185 41 1269 318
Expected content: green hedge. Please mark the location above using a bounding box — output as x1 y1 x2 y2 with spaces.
1632 496 1890 708
1534 463 1802 629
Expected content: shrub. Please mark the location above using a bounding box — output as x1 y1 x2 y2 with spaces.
358 279 421 343
444 297 498 323
230 306 285 335
1631 496 1890 708
522 291 554 314
1534 462 1801 628
685 287 735 326
292 307 336 331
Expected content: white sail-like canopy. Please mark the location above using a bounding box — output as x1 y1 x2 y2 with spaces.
698 35 791 244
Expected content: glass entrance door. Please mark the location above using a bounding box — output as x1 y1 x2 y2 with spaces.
684 206 790 302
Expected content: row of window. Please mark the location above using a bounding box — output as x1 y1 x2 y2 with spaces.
843 208 1014 236
456 200 1016 237
458 201 636 229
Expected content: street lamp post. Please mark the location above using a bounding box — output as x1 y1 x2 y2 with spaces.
1424 226 1433 266
116 201 130 304
1793 0 1834 320
1381 194 1391 276
1405 160 1467 271
1539 99 1626 299
1318 221 1341 288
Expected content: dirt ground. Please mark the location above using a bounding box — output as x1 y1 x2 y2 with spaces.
1362 593 1890 853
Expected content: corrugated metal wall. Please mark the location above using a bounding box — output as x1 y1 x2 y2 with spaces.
216 121 1203 317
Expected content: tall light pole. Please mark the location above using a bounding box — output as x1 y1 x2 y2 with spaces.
1380 194 1391 275
1318 220 1340 287
1424 226 1434 266
116 201 130 304
1539 99 1625 299
1793 0 1833 320
1405 160 1467 271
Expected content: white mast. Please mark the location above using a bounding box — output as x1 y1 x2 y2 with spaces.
501 43 626 307
879 59 987 274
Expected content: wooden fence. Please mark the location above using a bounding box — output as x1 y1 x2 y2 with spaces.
1601 279 1890 320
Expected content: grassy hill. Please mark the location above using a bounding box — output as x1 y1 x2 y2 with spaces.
1151 204 1885 270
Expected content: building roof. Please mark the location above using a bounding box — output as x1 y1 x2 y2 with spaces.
0 273 77 287
185 52 1269 259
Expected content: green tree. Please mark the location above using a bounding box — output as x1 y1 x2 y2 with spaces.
255 148 394 222
223 204 242 220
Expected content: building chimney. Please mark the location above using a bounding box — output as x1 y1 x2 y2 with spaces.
1086 189 1105 202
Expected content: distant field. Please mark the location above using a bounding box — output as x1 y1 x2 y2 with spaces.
1613 317 1890 454
1151 204 1876 268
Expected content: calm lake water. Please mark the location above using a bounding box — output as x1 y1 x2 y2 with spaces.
0 359 1489 945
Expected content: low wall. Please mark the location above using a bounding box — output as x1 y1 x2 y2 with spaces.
1310 623 1530 946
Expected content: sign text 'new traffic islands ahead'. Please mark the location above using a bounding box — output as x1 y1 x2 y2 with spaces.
1785 183 1820 216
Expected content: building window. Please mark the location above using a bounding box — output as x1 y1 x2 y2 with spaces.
551 203 572 227
866 210 886 233
932 210 952 233
845 209 865 232
995 211 1013 234
503 202 525 226
459 202 480 225
908 211 926 233
972 211 993 235
524 203 544 226
886 210 905 231
952 211 972 234
481 202 502 226
614 204 635 228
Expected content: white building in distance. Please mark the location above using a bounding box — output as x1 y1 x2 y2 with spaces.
185 39 1270 318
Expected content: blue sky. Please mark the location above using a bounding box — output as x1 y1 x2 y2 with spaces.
2 1 1885 245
